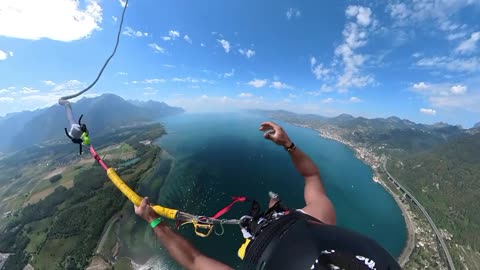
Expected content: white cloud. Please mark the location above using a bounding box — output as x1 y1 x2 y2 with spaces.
8 51 13 57
43 80 56 86
348 96 362 103
335 6 374 90
322 97 334 104
238 49 256 58
148 43 166 54
184 35 192 44
310 6 374 92
305 91 322 96
447 32 466 41
224 69 235 78
163 64 175 68
412 52 422 58
118 0 126 7
310 57 330 80
20 87 40 94
0 0 102 42
0 89 9 94
52 80 85 92
171 77 211 84
122 26 148 37
387 0 479 25
387 3 410 21
455 32 480 54
413 82 429 90
450 84 467 95
217 39 231 53
411 81 459 96
321 84 334 92
286 8 301 20
420 108 437 115
288 94 297 99
116 72 128 76
0 97 14 103
144 78 166 84
247 79 268 88
162 30 180 41
238 92 253 98
416 56 480 72
270 81 292 90
411 81 479 112
346 5 372 26
0 50 8 60
169 30 180 39
200 43 206 47
112 16 118 22
429 92 480 112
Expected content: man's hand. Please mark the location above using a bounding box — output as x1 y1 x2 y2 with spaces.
259 122 292 147
134 197 159 223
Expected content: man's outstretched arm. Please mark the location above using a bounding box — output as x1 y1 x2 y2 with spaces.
135 198 234 270
260 121 336 225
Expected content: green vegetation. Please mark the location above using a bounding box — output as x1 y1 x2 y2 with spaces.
48 174 62 184
0 123 166 270
24 218 51 253
388 133 480 255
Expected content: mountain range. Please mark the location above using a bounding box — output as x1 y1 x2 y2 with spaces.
0 94 184 152
256 110 472 153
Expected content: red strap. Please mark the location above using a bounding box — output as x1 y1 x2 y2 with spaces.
212 196 247 219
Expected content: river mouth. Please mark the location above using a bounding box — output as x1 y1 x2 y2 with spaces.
117 113 407 269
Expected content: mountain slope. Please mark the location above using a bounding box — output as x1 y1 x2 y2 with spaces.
0 110 43 152
260 110 466 153
1 94 184 151
388 133 480 250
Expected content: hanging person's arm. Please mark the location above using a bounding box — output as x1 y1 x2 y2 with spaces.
134 198 234 270
259 122 336 225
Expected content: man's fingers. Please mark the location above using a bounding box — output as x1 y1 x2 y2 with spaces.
259 123 272 131
261 121 280 131
263 132 272 140
141 197 148 208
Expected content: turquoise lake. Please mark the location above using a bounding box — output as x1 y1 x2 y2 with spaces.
146 113 406 269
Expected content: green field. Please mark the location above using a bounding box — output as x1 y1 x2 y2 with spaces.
0 124 167 270
24 217 52 253
99 143 136 161
32 235 82 270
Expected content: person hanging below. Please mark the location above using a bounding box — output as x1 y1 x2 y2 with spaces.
133 121 402 270
61 99 90 154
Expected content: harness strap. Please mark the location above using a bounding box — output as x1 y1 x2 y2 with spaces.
212 196 247 219
89 146 108 171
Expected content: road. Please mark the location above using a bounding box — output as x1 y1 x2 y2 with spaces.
383 161 456 270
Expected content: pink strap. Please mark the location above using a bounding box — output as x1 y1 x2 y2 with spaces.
89 146 108 171
212 196 247 219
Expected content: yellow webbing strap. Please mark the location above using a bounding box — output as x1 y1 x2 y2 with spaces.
191 220 214 237
106 168 178 220
238 238 251 259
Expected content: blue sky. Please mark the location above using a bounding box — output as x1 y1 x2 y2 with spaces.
0 0 479 127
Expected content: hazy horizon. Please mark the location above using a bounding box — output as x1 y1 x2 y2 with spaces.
0 93 477 129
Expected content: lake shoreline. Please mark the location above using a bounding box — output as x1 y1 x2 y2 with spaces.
290 123 415 266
